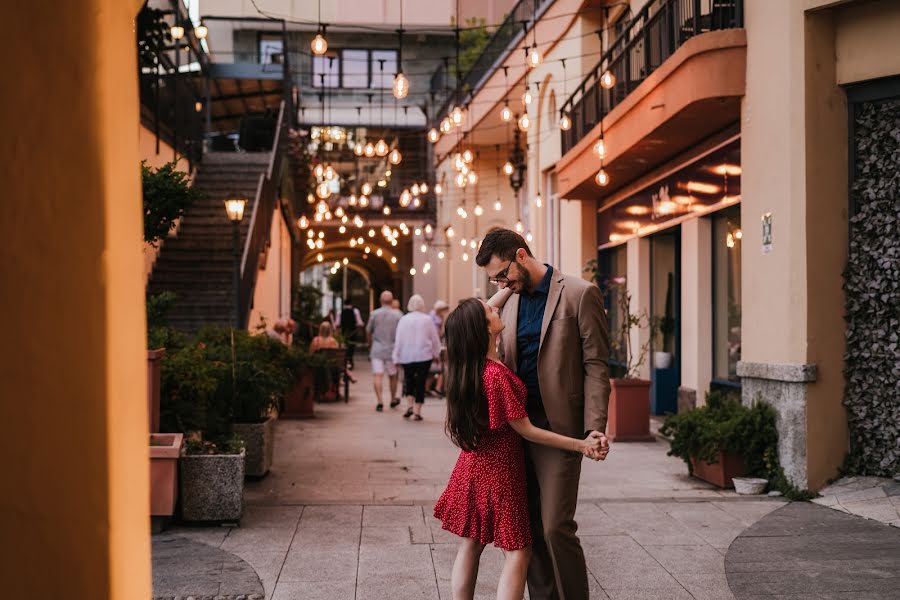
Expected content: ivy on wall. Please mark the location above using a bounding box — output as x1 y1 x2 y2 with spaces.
843 98 900 477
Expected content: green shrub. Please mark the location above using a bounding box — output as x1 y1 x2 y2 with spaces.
142 161 204 246
660 390 815 500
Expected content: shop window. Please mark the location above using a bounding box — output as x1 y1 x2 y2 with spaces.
651 231 678 360
312 52 340 88
371 50 398 89
598 245 628 374
341 49 369 88
712 205 742 382
258 35 284 64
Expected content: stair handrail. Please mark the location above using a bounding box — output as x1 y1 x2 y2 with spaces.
237 100 287 328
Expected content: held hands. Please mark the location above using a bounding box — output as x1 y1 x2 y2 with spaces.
580 430 610 461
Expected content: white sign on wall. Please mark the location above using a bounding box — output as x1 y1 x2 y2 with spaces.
761 212 773 255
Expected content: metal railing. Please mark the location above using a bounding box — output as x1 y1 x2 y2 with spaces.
560 0 743 155
238 101 288 328
433 0 543 125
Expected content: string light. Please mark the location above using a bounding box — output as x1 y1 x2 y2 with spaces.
515 220 524 233
522 89 533 106
501 104 513 122
440 118 452 134
364 142 376 157
600 70 616 89
474 204 484 216
392 72 409 99
518 113 530 131
535 192 543 208
375 139 389 156
559 112 571 131
195 23 208 39
528 43 542 68
593 137 606 159
595 168 610 186
170 24 185 40
311 31 328 55
503 160 514 176
389 148 402 165
494 199 502 211
428 128 440 143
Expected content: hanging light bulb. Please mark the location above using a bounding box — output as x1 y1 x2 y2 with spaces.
170 24 185 40
420 182 429 194
411 183 420 196
469 240 477 249
462 252 469 262
311 30 328 55
451 105 464 126
515 220 524 233
354 142 364 156
559 113 572 131
195 23 208 39
375 139 389 156
440 118 452 134
460 237 468 247
593 137 607 159
454 153 465 171
298 215 310 229
425 224 433 235
314 163 325 179
474 204 484 216
455 172 467 188
528 44 542 68
324 165 336 181
316 182 331 199
494 199 502 211
335 206 345 218
434 183 443 195
595 168 610 187
349 194 358 206
518 113 530 131
389 148 402 165
428 128 440 143
400 189 412 207
361 182 373 196
339 225 347 234
420 243 427 253
467 171 478 185
503 161 514 176
535 193 543 208
413 198 421 208
600 70 616 89
526 231 534 243
307 193 315 204
522 90 533 106
438 251 446 260
392 72 409 99
501 104 513 122
359 196 369 208
462 149 474 164
364 142 376 157
385 169 392 177
445 226 455 238
383 206 391 215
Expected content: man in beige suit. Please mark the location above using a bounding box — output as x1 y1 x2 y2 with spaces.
476 229 611 600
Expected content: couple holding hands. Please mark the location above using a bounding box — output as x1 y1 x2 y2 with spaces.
434 228 613 600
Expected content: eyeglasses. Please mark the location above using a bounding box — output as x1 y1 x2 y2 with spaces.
489 259 514 285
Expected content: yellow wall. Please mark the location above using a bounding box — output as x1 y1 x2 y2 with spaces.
0 0 150 597
249 207 293 330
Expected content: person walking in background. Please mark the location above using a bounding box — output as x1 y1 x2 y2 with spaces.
367 290 403 412
475 228 611 600
391 298 402 312
392 294 441 421
336 299 364 369
434 298 606 600
426 299 450 397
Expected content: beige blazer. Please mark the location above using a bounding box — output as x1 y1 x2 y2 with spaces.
500 268 611 438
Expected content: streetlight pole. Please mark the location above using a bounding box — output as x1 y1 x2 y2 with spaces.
224 198 247 328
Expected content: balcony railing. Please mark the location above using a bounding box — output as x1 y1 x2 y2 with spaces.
433 0 544 124
560 0 743 155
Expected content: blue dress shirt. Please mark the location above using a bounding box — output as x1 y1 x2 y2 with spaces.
517 265 554 417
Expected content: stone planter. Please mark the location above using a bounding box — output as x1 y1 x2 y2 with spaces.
180 449 245 522
281 370 315 419
149 432 182 516
233 415 275 478
691 450 746 488
607 378 655 442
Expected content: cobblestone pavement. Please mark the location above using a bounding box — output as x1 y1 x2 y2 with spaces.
154 361 896 599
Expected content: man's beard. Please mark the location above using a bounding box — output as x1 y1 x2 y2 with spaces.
514 263 532 293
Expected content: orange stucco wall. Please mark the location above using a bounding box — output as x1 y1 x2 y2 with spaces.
0 0 151 596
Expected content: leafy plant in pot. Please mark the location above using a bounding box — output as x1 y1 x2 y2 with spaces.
584 263 655 442
281 346 331 419
198 326 292 478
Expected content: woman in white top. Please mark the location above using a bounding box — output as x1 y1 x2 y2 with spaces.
392 294 442 421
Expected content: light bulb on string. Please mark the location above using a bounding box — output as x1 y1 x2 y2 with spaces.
460 237 468 247
298 216 309 229
314 163 325 179
462 252 469 262
428 128 440 143
411 183 420 196
195 23 208 39
503 161 514 176
515 220 524 233
434 183 443 195
522 90 533 106
438 251 445 260
494 199 502 211
361 182 373 196
383 206 391 215
354 142 364 156
455 172 467 188
413 198 421 208
528 44 542 68
420 243 427 253
349 194 357 206
474 204 483 216
600 70 616 89
359 196 369 208
324 165 336 181
311 31 328 55
518 113 530 131
316 182 331 199
375 139 388 156
595 168 610 187
593 137 607 159
501 104 513 122
440 118 452 134
389 148 402 165
535 193 543 208
400 189 411 207
467 171 478 185
420 182 429 194
445 226 455 238
170 24 185 40
462 149 474 164
559 113 572 131
392 72 409 99
526 231 534 243
451 106 464 127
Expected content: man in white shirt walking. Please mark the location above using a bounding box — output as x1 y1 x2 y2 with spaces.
392 295 442 421
366 290 403 412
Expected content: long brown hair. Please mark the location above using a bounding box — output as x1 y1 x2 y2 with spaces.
444 298 491 451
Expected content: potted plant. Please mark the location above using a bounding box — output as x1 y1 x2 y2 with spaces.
600 276 656 442
281 347 330 419
660 389 777 488
198 326 292 479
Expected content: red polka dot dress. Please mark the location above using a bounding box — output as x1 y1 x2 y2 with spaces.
433 359 532 550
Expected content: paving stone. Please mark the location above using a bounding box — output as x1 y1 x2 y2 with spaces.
221 527 295 554
673 573 735 600
152 535 264 598
278 549 358 582
643 544 725 575
270 580 355 600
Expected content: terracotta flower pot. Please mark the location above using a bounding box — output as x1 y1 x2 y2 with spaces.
607 378 655 442
281 369 315 419
149 432 182 516
691 450 746 488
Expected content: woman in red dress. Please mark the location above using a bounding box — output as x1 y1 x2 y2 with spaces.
434 298 606 600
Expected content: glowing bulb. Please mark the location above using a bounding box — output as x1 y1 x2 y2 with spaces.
195 101 203 112
463 149 474 164
446 226 455 238
474 204 484 216
515 220 524 233
392 72 409 99
420 243 427 253
593 138 607 159
440 118 452 134
316 182 331 199
375 139 389 156
501 105 513 122
298 216 309 229
455 172 467 188
359 196 369 207
170 25 185 40
361 182 373 196
600 70 616 89
428 128 440 143
316 238 324 249
317 253 323 262
400 189 411 207
522 90 533 106
383 206 391 215
342 258 349 265
526 231 534 243
559 113 572 131
535 193 543 208
503 161 514 176
339 225 346 234
420 183 429 194
349 194 357 206
423 262 431 273
364 142 376 157
385 169 392 177
376 248 383 256
410 267 417 275
314 164 325 179
518 113 530 131
451 106 464 126
470 240 477 249
389 148 402 165
494 200 502 211
391 257 397 264
324 165 336 181
462 252 469 262
438 251 445 260
354 143 364 156
368 229 375 237
311 33 328 55
735 230 743 240
434 183 443 195
528 45 542 68
411 183 420 196
195 24 208 39
467 171 478 185
595 168 610 187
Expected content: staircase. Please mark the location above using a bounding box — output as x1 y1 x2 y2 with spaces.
148 151 272 331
